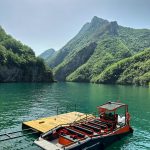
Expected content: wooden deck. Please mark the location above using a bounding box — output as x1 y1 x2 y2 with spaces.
22 112 94 133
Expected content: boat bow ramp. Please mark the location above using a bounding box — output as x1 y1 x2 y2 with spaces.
22 112 94 133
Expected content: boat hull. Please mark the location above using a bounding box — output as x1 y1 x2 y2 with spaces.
68 126 133 150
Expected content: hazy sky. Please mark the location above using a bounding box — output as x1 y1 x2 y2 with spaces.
0 0 150 55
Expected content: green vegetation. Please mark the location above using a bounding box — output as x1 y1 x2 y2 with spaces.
92 48 150 86
54 42 97 80
67 38 131 82
0 26 53 82
47 16 112 68
41 16 150 86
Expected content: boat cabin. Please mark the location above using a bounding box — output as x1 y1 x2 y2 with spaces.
97 101 129 127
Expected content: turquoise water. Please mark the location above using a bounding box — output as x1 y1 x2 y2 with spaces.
0 82 150 150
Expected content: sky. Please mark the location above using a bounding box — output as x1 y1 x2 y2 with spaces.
0 0 150 55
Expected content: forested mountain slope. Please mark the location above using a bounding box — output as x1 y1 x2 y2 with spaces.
66 38 131 82
0 26 53 82
92 48 150 86
43 16 150 85
48 17 116 68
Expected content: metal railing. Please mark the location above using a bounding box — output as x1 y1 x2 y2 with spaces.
0 104 98 142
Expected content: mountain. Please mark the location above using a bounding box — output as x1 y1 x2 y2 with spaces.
66 38 131 82
48 16 116 68
45 16 150 86
39 48 55 60
0 26 54 82
92 48 150 86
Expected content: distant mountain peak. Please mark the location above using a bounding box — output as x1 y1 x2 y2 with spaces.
47 48 55 52
90 16 109 27
39 48 56 60
91 16 108 24
79 16 109 35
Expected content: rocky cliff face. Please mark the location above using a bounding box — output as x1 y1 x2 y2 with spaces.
0 62 53 83
0 26 54 83
44 16 150 84
0 66 22 82
54 42 97 81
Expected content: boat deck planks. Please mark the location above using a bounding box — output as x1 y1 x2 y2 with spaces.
22 112 94 133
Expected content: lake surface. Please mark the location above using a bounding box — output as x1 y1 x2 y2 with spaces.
0 82 149 150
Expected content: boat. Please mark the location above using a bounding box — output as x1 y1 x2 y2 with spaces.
34 101 133 150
